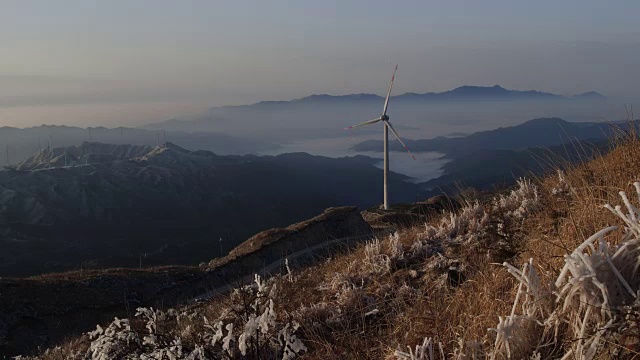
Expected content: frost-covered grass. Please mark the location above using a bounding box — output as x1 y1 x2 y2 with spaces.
20 275 306 360
484 182 640 359
22 177 542 360
25 135 640 359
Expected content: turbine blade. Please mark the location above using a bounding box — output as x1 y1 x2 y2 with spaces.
344 117 382 130
384 121 416 160
382 64 398 117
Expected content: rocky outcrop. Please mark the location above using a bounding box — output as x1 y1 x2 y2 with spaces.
209 206 373 279
362 195 459 229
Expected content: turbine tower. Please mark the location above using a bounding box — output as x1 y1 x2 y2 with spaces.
345 65 415 210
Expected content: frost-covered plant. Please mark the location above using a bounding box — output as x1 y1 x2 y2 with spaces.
394 337 444 360
488 259 544 359
236 275 277 356
440 201 488 242
78 272 306 360
493 178 539 221
277 322 308 360
85 309 208 360
294 301 343 330
414 201 489 257
202 316 225 347
415 179 539 255
503 259 543 319
489 315 529 359
360 232 405 275
490 183 640 360
325 272 367 308
389 232 405 261
87 317 140 360
285 258 294 282
551 170 572 197
552 183 640 358
135 307 164 346
604 183 640 240
220 274 307 359
363 238 392 274
451 338 486 360
412 179 541 277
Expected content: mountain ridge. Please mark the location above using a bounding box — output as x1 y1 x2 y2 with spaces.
224 85 605 109
352 117 626 155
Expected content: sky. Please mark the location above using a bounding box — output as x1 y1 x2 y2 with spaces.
1 1 639 127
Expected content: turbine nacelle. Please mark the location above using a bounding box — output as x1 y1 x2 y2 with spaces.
345 64 415 160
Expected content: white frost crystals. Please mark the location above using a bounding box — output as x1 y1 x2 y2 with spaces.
493 182 640 359
394 337 445 360
82 274 306 360
394 179 542 359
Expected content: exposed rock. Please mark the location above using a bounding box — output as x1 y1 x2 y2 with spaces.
209 206 373 277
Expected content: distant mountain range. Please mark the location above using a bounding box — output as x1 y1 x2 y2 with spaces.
353 117 632 194
144 85 609 139
352 117 625 155
0 142 419 276
235 85 606 108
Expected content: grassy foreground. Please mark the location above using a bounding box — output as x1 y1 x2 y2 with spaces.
23 133 640 359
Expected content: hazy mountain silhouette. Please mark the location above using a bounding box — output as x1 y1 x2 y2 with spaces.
143 86 608 141
225 85 605 108
573 91 607 100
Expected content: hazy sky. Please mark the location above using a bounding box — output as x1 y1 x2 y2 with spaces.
1 1 639 127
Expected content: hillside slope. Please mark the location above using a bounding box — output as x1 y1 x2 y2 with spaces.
0 206 374 356
21 130 640 359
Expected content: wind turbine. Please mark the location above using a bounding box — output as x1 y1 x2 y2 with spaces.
345 64 415 210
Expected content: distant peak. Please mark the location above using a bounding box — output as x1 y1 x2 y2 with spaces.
574 91 606 99
164 141 190 153
520 117 569 126
449 85 511 95
294 93 381 102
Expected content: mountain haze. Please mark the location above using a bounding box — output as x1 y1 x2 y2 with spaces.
219 85 606 108
143 86 609 142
